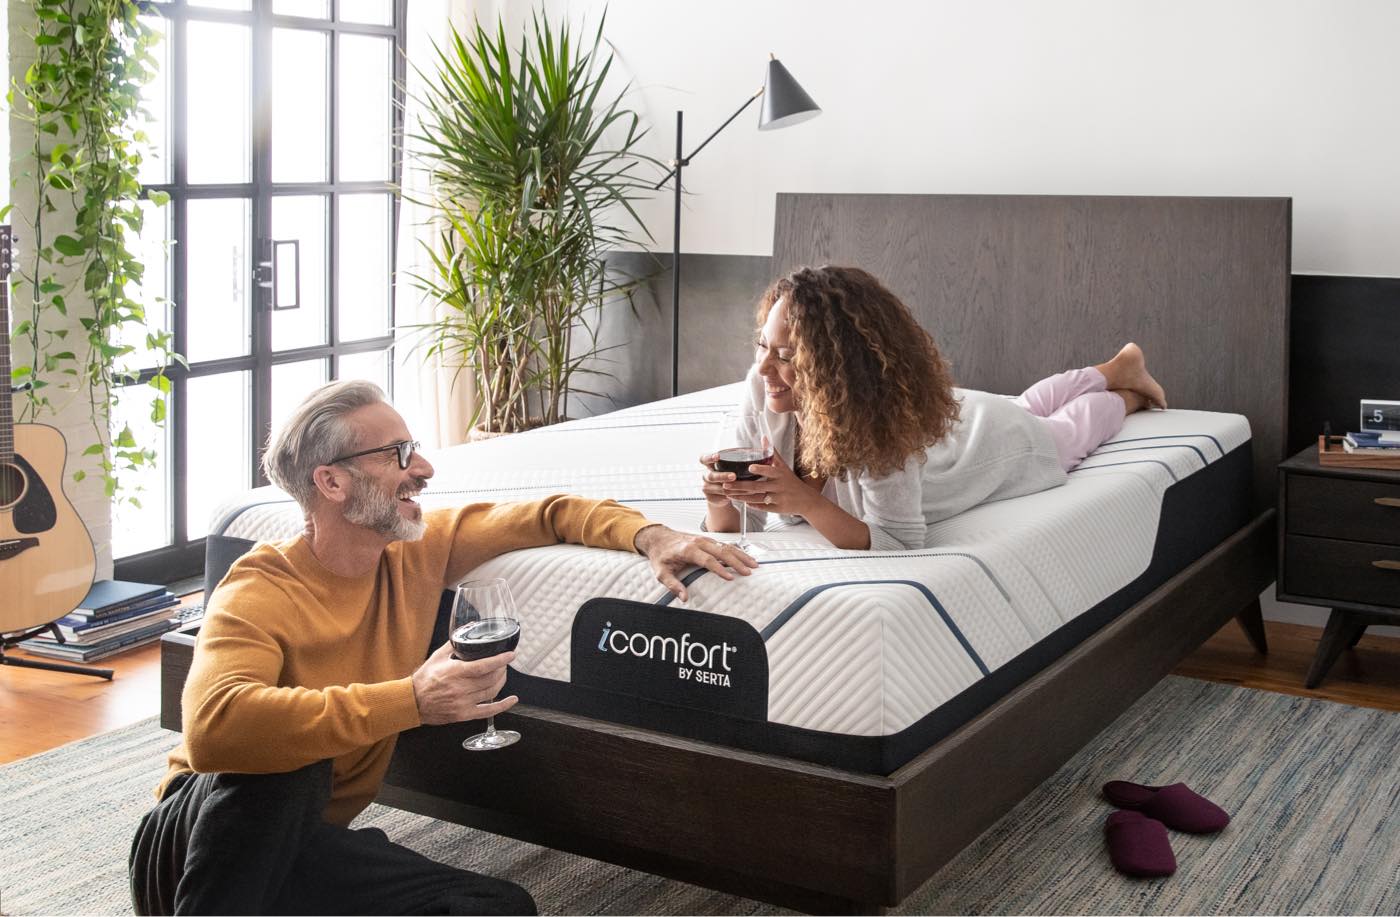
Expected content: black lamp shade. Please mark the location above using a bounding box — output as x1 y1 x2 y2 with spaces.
758 58 821 131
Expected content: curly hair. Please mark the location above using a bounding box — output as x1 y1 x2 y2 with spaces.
756 265 960 480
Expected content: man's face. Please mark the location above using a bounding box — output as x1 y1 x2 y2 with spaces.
333 402 435 542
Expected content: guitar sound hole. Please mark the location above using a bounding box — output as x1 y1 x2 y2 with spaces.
0 462 26 509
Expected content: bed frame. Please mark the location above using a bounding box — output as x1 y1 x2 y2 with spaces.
165 194 1291 913
371 194 1291 912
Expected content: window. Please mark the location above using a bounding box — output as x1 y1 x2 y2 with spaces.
115 0 407 582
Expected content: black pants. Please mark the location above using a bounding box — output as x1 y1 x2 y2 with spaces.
128 760 536 916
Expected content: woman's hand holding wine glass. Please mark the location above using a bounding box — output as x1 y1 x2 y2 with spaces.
717 448 817 516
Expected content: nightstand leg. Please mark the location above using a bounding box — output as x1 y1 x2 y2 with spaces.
1234 596 1268 654
1347 626 1367 649
1305 609 1365 689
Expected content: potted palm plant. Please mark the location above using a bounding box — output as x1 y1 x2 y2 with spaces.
409 12 654 435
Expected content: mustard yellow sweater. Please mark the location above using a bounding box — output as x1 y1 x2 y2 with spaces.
160 496 652 826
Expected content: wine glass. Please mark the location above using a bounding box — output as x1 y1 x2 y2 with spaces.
714 409 774 554
450 578 523 751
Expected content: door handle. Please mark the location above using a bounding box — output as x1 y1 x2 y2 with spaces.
1373 560 1400 572
1375 497 1400 508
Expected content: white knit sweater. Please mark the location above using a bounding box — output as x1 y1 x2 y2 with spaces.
728 367 1066 550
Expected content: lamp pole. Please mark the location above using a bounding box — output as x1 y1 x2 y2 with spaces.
671 111 684 399
656 55 820 399
659 89 766 398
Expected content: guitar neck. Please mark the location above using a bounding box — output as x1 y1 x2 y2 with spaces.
1 223 12 466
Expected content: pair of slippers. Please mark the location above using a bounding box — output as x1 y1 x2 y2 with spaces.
1102 781 1230 877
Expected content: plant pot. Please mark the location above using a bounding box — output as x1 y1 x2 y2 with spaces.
468 426 511 443
468 417 561 442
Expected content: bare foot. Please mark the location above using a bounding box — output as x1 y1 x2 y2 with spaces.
1098 343 1167 410
1112 388 1150 415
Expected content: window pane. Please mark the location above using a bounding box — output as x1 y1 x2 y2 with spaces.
338 0 392 25
136 15 171 186
111 384 173 557
115 201 172 376
337 193 391 341
337 34 391 181
271 359 329 438
274 0 329 16
189 0 251 9
186 372 251 538
337 349 389 392
187 22 251 184
272 29 329 183
271 195 329 350
186 198 252 362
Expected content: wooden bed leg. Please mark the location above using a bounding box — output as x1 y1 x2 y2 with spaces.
1234 596 1268 655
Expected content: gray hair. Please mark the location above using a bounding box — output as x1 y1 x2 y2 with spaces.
262 379 387 508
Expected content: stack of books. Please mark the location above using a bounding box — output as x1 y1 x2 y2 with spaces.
1343 430 1400 453
19 580 182 663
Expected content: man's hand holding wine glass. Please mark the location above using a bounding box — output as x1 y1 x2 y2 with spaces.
411 641 518 726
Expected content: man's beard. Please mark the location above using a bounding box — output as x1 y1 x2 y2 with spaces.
343 469 427 542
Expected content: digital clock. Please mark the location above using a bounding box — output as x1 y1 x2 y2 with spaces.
1360 399 1400 432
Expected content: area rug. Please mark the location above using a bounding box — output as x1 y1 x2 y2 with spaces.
2 676 1397 915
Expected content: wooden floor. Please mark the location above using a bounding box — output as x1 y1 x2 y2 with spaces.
2 616 1398 765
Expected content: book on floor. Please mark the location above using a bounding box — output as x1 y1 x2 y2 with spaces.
18 618 179 662
78 579 167 612
65 589 178 622
54 598 180 635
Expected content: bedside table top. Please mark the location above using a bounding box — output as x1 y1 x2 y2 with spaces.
1281 445 1400 484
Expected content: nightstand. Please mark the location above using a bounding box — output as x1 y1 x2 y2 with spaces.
1278 446 1400 687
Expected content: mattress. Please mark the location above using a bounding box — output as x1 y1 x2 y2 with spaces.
208 383 1254 773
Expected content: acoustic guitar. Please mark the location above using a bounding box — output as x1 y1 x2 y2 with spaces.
0 224 98 636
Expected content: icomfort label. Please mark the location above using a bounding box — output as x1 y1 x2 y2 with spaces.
571 597 768 719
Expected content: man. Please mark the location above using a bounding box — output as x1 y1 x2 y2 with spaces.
128 381 756 915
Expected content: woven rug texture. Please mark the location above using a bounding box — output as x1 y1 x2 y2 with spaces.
2 675 1397 915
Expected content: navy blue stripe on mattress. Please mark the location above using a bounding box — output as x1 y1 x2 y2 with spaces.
759 579 990 676
1069 458 1180 482
1092 442 1209 466
1101 432 1225 456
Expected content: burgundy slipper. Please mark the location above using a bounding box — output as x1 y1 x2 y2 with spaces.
1104 811 1177 878
1102 781 1230 834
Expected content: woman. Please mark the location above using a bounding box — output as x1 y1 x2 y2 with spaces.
699 265 1167 551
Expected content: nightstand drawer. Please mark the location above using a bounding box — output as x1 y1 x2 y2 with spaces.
1283 534 1400 609
1286 474 1400 547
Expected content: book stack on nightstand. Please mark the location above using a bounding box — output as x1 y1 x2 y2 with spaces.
1278 447 1400 687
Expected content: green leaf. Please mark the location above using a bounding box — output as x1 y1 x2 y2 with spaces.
72 469 86 482
82 443 104 456
147 189 170 206
52 234 87 257
115 424 137 448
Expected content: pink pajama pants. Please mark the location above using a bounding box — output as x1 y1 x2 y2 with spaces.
1014 367 1126 472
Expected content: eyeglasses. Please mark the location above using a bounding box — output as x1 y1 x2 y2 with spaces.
330 439 421 470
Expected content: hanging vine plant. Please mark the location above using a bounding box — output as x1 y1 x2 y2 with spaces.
7 0 177 502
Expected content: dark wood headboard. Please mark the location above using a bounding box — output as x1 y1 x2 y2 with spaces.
772 193 1291 513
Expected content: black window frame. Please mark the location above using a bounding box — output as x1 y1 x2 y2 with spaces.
117 0 408 584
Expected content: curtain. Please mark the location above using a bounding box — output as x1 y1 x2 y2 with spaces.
391 0 478 448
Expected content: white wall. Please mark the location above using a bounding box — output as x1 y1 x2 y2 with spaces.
485 0 1400 277
478 0 1400 637
7 0 115 580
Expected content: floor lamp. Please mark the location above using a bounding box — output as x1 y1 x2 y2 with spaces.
655 55 821 397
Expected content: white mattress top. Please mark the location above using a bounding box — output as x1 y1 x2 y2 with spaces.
212 383 1251 737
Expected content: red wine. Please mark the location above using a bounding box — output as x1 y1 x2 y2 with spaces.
451 617 522 661
713 448 772 482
